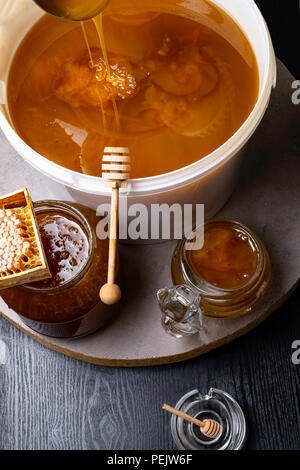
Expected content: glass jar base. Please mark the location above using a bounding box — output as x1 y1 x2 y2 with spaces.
19 299 114 338
171 388 247 450
161 316 200 338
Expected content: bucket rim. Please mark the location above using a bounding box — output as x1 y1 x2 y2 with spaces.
0 0 277 197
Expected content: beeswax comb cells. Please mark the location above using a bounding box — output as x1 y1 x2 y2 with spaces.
0 188 50 289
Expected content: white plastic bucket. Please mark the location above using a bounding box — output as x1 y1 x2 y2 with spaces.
0 0 276 218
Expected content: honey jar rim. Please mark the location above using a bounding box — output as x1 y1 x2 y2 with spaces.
22 200 96 294
180 218 269 295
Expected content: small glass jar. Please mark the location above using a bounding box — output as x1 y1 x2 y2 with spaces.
1 201 117 338
170 388 247 450
157 285 204 338
171 219 271 319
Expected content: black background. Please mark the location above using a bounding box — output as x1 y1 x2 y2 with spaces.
255 0 299 77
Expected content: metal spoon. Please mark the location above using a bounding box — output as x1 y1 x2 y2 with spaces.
33 0 109 21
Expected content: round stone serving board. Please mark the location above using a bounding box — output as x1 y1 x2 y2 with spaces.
0 60 299 366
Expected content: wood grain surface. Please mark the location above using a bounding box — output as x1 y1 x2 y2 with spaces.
0 287 299 450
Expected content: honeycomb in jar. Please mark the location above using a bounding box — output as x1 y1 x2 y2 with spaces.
0 208 36 275
0 189 50 288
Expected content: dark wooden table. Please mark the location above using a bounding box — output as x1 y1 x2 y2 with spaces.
0 1 299 452
0 285 299 450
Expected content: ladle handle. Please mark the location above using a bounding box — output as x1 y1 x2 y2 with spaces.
162 404 204 428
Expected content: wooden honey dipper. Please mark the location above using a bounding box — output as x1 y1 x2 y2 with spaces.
162 403 222 439
99 147 130 305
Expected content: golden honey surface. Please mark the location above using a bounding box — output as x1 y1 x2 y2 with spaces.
8 2 259 178
187 225 258 290
31 212 89 288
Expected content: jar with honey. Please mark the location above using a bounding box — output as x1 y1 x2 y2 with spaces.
1 200 115 338
158 219 270 336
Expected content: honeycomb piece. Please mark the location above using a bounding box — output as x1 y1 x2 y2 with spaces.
0 208 38 275
0 189 50 289
55 51 138 108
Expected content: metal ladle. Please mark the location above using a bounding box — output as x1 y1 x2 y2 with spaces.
33 0 110 21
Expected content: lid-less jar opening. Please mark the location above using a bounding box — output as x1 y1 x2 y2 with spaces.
171 219 271 318
183 219 263 295
23 200 96 294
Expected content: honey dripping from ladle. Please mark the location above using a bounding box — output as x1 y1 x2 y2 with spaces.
34 0 120 132
92 14 121 132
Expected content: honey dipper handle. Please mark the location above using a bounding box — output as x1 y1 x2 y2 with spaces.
99 186 122 305
107 187 118 284
162 404 204 428
100 146 130 305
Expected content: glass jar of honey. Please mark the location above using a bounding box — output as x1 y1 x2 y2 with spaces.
1 201 115 338
163 219 270 329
